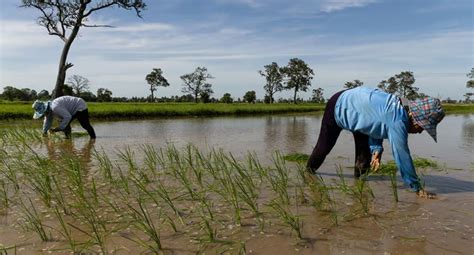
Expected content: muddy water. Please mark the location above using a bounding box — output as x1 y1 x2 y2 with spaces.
1 113 473 254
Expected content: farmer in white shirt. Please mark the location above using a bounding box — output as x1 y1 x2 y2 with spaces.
32 96 96 139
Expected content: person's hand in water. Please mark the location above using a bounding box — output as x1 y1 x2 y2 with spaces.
370 151 382 172
416 189 436 199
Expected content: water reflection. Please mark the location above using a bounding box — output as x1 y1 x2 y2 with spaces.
461 116 474 152
72 113 474 169
44 138 95 168
285 116 308 152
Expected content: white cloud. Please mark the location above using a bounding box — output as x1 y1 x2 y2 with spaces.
320 0 379 13
105 23 175 32
0 20 57 54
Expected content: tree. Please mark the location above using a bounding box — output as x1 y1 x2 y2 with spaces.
67 75 90 96
344 79 363 89
37 90 50 100
62 84 74 96
220 93 233 104
243 91 256 103
467 68 474 89
377 71 419 100
0 86 38 101
21 0 146 98
281 58 314 104
97 88 113 102
311 88 325 103
145 68 169 102
79 91 97 101
259 62 283 104
180 67 214 103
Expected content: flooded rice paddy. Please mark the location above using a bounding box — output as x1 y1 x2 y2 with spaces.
0 113 473 254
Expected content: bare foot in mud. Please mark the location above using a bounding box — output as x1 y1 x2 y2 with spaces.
417 190 436 199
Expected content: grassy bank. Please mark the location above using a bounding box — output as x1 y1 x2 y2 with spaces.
0 101 326 120
1 101 473 120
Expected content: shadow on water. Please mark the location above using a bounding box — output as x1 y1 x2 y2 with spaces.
315 171 474 194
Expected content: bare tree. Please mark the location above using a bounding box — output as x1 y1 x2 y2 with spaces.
20 0 146 98
67 74 90 96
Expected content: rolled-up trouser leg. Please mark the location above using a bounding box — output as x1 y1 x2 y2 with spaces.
306 91 344 173
352 131 371 178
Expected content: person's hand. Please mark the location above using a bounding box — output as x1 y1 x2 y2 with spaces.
416 190 436 199
370 151 382 172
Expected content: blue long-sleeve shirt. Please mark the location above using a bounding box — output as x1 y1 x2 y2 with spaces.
334 87 420 191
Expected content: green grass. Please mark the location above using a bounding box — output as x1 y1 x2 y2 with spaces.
283 153 309 163
2 101 471 120
0 101 326 120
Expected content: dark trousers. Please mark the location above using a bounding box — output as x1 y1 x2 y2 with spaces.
306 90 371 177
64 109 96 139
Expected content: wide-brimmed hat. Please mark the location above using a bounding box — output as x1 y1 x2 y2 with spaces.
408 97 445 142
32 100 50 119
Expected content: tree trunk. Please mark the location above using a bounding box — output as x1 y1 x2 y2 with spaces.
150 89 154 102
52 3 87 99
195 91 199 103
293 88 298 104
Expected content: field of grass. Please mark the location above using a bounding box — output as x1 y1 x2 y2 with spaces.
0 101 326 120
1 101 472 120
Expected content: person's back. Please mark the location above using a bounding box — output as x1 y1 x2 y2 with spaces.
334 87 408 140
51 96 87 116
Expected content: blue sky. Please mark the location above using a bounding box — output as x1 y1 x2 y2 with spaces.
0 0 472 100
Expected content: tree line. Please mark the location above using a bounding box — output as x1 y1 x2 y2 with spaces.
3 67 472 103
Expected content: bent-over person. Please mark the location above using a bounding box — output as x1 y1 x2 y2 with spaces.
307 87 445 199
32 96 96 139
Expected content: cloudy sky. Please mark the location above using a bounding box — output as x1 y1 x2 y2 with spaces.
0 0 472 100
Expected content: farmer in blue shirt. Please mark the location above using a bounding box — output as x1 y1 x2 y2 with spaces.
307 87 445 199
32 96 96 139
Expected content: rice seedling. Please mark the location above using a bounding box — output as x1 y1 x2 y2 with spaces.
19 198 51 242
267 152 290 205
69 203 109 254
141 144 160 179
296 165 332 212
93 148 114 182
52 206 84 253
334 166 374 215
130 170 184 225
0 244 17 254
268 200 303 239
283 153 309 163
388 169 398 202
117 146 138 173
124 196 163 253
184 145 204 188
50 175 72 215
0 179 8 209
